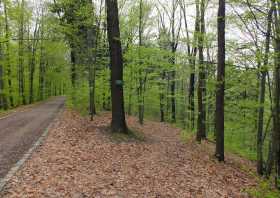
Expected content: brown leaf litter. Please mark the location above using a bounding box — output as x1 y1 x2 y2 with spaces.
0 110 257 198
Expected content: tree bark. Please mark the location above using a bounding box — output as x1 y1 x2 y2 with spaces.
160 72 166 122
189 0 200 129
0 0 7 110
4 0 13 107
86 0 97 121
272 0 280 186
18 0 26 105
215 0 225 162
137 0 145 125
257 7 273 176
170 0 179 123
197 0 206 141
39 19 45 101
106 0 127 133
28 23 38 104
0 64 6 110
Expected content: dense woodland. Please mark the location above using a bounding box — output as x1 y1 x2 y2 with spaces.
0 0 279 192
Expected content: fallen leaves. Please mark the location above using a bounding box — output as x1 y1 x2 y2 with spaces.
1 111 257 198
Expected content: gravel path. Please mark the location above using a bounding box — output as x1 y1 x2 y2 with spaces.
0 97 65 179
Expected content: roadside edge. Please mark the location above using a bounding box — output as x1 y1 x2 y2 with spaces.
0 107 65 193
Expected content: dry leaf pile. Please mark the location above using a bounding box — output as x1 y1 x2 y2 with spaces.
1 111 257 198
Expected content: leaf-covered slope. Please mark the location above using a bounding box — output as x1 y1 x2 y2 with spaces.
1 111 256 197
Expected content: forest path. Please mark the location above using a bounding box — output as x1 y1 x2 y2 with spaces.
0 111 256 197
0 97 65 179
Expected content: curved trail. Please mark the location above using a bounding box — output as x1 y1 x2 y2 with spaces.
0 97 65 179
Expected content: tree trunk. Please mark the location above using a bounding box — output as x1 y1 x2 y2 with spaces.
272 40 280 187
0 65 6 110
272 1 280 186
106 0 127 133
29 24 38 104
257 7 273 176
188 0 200 129
170 0 179 123
39 21 45 101
70 46 77 88
4 0 13 107
18 0 26 105
0 5 7 110
127 66 133 115
215 0 226 162
87 29 96 120
171 67 176 123
180 0 193 129
137 0 145 125
188 70 195 129
160 72 166 122
86 0 97 121
197 0 206 141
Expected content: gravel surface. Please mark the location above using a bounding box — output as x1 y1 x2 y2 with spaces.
0 97 65 179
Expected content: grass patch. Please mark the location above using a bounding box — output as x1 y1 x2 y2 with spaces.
180 130 195 142
246 180 280 198
224 143 257 161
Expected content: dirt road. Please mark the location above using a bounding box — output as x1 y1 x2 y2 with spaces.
0 97 65 179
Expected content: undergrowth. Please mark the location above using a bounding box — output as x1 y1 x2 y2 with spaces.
246 180 280 198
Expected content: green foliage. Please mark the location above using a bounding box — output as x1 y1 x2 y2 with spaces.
246 180 280 198
67 81 89 116
0 0 70 109
180 130 195 142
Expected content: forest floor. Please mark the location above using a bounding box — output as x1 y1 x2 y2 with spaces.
0 110 258 198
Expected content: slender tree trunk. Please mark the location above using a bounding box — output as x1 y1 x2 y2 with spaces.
87 29 96 120
179 0 192 128
257 7 273 176
0 3 7 110
29 48 36 103
102 80 107 110
70 46 77 88
189 69 195 129
29 24 38 104
215 0 226 162
166 74 170 119
170 61 176 123
106 0 127 133
180 79 187 128
170 0 179 123
39 21 45 101
127 66 133 115
4 0 13 107
90 0 104 116
189 0 200 129
266 68 275 176
272 41 280 187
197 0 206 141
18 0 26 105
272 1 280 186
160 72 166 122
86 0 97 120
137 0 145 125
0 63 5 110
